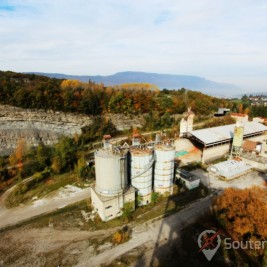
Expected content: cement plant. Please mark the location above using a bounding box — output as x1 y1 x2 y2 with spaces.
0 102 267 266
89 110 267 223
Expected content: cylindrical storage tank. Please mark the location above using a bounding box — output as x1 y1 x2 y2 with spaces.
154 144 175 195
130 149 153 205
95 149 127 196
155 133 161 143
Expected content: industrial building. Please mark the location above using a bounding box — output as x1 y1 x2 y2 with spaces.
91 135 176 221
176 168 200 190
188 121 267 163
230 113 249 123
214 108 230 117
91 148 135 221
208 160 252 180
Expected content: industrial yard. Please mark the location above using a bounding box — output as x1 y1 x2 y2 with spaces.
192 169 267 190
0 110 267 266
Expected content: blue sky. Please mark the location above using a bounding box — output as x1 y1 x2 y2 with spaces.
1 0 267 92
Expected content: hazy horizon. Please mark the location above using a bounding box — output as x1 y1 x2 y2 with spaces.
1 0 267 93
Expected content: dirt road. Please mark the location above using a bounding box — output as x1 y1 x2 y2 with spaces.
0 187 91 230
76 195 213 267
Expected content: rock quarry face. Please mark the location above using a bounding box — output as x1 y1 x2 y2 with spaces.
0 105 93 155
0 105 145 155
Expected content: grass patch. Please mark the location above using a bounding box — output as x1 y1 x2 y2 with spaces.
5 172 89 208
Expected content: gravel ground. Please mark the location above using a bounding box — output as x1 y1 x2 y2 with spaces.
191 169 267 190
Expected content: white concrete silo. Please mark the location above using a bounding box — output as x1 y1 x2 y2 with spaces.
94 149 127 196
154 144 175 195
130 149 154 205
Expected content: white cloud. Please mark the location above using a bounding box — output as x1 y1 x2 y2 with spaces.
1 0 267 90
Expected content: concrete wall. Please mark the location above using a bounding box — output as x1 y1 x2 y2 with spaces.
202 144 230 163
201 135 267 163
91 187 135 222
91 188 105 221
241 157 267 172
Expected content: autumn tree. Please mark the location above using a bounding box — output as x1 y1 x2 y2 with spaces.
9 139 27 167
214 187 267 256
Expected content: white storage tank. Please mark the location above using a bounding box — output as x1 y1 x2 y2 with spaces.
155 133 161 143
95 149 127 196
154 144 175 195
130 148 154 205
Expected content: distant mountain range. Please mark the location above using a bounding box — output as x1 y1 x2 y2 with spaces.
27 71 239 97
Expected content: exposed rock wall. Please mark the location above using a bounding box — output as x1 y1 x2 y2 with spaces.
0 105 145 155
0 105 92 155
104 114 145 131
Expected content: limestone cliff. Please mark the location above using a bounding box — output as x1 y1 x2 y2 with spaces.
0 105 144 155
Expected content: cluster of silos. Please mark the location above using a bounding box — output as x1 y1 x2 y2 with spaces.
130 142 175 206
94 149 127 196
93 134 176 208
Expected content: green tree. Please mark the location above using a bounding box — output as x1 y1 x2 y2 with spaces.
36 142 51 168
160 112 173 128
52 137 77 173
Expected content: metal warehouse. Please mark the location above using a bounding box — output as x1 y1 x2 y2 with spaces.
187 121 267 163
188 121 267 148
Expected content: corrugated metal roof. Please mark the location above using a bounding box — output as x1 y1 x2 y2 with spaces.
190 121 267 145
208 160 251 179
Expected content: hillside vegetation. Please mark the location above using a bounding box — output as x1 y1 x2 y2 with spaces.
0 71 230 116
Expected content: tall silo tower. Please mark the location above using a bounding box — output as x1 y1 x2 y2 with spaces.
130 148 154 205
91 144 135 221
94 149 127 196
230 121 244 158
179 108 195 137
155 133 162 144
154 144 175 195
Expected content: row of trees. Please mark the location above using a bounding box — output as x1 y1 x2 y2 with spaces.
0 71 231 116
230 94 267 118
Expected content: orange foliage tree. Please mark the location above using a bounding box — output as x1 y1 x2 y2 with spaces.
214 187 267 255
9 139 27 168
